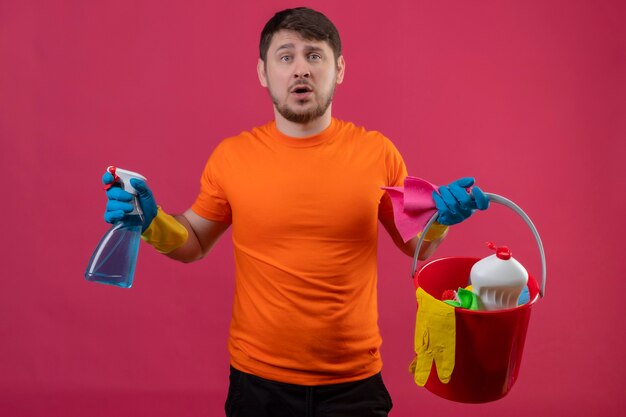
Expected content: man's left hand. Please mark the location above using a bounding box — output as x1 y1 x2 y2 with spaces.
432 177 489 225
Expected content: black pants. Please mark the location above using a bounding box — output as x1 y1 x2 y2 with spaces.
225 366 393 417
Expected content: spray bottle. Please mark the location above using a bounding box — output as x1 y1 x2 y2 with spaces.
470 242 529 310
84 166 146 288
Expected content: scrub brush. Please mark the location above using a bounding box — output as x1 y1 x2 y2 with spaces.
441 289 459 302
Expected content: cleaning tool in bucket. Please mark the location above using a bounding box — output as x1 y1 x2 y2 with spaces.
85 166 146 288
410 192 546 403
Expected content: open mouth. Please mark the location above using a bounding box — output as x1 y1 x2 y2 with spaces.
290 84 313 96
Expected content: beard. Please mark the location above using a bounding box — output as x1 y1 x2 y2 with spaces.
270 83 336 124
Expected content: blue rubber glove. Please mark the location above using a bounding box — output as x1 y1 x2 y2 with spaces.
102 171 158 232
432 177 489 225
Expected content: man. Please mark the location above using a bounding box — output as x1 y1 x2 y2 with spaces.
103 7 488 417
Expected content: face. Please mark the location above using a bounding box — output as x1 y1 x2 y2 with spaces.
258 30 345 124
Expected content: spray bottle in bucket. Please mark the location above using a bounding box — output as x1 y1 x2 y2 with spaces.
470 242 529 310
84 166 146 288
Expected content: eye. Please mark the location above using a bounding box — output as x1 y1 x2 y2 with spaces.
280 55 292 62
308 53 322 61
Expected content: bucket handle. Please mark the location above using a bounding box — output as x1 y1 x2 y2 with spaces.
411 193 546 297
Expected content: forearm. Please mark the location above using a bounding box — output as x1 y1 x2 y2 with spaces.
398 225 449 260
154 209 230 263
163 214 210 263
415 227 448 260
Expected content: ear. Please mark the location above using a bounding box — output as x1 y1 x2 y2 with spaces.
335 55 346 85
257 58 268 87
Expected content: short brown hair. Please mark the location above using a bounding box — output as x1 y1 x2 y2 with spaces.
259 7 342 62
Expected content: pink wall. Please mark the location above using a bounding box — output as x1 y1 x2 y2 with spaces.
1 0 624 416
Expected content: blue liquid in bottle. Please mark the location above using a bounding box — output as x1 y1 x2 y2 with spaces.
85 202 143 288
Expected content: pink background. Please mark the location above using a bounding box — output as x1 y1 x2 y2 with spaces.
1 0 624 416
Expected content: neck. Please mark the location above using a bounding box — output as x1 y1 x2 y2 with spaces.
274 107 333 138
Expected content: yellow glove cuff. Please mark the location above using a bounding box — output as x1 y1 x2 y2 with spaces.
418 221 449 242
141 207 188 254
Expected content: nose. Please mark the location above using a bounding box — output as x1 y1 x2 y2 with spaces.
294 69 310 79
293 56 311 79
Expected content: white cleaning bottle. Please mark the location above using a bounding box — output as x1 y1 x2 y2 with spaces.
470 242 528 310
84 166 146 288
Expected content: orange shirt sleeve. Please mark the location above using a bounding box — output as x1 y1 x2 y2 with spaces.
191 142 233 223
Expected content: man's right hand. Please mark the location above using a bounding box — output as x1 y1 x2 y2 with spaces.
102 171 158 231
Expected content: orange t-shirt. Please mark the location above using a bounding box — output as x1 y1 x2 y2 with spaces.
192 118 407 385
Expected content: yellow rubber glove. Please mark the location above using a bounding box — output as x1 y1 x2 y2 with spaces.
417 221 449 242
409 287 456 386
141 207 189 253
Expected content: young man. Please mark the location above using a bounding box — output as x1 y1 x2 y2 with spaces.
103 7 487 417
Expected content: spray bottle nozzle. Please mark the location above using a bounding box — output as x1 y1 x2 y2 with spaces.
103 166 147 195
